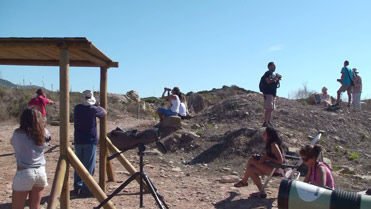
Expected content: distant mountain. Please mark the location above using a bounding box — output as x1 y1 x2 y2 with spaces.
0 78 42 89
0 78 18 88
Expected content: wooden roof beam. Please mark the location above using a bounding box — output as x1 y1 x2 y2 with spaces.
0 41 92 50
0 59 118 68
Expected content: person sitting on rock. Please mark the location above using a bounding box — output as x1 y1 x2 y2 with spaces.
234 127 284 198
319 87 332 107
178 93 192 119
300 144 335 190
157 87 181 120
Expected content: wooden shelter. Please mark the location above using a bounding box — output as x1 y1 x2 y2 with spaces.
0 37 123 209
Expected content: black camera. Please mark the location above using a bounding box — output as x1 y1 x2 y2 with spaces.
252 153 261 161
109 127 167 154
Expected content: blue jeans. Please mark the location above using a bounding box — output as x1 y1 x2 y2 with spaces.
74 143 97 191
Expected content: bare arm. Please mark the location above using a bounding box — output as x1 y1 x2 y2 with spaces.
259 143 284 164
303 170 310 183
316 166 327 188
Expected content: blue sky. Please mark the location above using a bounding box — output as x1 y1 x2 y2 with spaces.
0 0 370 99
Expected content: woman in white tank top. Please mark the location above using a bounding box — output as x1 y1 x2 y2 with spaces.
157 87 181 120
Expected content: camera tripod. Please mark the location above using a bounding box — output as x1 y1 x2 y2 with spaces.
95 143 168 209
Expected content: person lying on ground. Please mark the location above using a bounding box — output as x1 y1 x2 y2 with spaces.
234 127 284 198
157 87 181 120
300 144 335 190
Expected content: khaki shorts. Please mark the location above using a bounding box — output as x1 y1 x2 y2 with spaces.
12 166 48 191
263 94 275 110
337 84 352 94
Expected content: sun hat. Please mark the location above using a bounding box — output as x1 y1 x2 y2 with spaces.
353 68 359 74
81 90 96 106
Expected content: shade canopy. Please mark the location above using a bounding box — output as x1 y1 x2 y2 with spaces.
0 37 118 68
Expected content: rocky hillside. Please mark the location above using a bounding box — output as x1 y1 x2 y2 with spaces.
1 85 370 192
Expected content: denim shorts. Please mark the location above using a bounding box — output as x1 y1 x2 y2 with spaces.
12 166 48 191
157 108 177 116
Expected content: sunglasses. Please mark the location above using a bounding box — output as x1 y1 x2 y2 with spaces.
301 156 309 162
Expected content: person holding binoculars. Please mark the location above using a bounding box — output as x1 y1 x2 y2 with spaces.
157 87 182 120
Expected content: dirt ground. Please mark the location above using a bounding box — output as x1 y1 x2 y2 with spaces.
0 118 283 209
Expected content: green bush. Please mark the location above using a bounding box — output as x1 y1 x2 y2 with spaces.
349 152 360 160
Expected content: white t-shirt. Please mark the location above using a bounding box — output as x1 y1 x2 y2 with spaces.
179 103 187 116
170 95 180 113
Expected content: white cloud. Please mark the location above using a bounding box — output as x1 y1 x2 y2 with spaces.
268 44 284 52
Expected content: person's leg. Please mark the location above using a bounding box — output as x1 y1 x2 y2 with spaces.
28 187 44 209
249 163 274 190
264 95 274 124
12 190 29 209
74 144 84 189
80 144 97 191
347 88 352 107
240 157 256 183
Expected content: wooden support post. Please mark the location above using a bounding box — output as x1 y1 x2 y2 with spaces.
99 66 114 189
67 148 115 209
59 47 70 208
47 157 67 209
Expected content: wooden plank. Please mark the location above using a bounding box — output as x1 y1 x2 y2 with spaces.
0 59 102 67
77 50 108 67
0 59 118 67
67 147 116 209
59 47 70 209
0 40 92 50
60 162 70 209
47 157 67 209
99 67 108 191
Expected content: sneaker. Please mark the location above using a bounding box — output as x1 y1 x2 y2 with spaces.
262 122 269 127
73 186 82 196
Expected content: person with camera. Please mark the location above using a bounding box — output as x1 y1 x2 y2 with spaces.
335 60 354 107
157 87 181 120
234 127 284 198
11 107 51 209
259 61 281 127
73 90 106 196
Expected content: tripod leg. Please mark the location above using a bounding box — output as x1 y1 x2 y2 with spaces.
95 172 140 209
142 173 169 209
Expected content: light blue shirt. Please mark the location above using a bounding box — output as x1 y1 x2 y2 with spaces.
341 66 354 86
11 130 48 168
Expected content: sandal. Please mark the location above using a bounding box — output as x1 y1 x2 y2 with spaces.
250 192 267 199
234 180 248 187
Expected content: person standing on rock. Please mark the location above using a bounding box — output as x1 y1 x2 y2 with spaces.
11 107 50 209
73 90 106 196
352 68 362 109
28 88 55 121
157 87 181 120
335 60 354 107
259 62 281 127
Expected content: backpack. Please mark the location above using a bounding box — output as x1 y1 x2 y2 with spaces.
259 75 267 93
259 74 280 93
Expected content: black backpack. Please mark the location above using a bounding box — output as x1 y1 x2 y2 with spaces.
259 75 267 93
259 74 280 93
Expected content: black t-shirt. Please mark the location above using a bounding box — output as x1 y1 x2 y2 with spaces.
262 71 278 96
